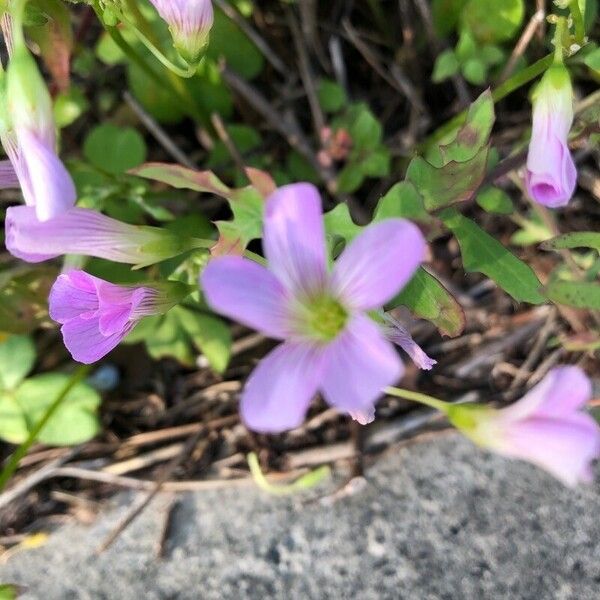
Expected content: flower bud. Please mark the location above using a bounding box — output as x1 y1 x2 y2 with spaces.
4 46 76 220
148 0 214 64
447 367 600 486
5 206 207 268
525 65 577 208
49 270 191 363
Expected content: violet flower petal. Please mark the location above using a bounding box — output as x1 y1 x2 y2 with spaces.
263 183 328 298
48 272 99 323
331 219 425 310
501 366 592 422
383 316 437 370
240 342 325 433
60 314 133 364
0 159 20 188
495 413 600 487
201 256 292 339
18 129 76 221
320 313 403 424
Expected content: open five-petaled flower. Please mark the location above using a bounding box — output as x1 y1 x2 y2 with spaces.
201 183 426 433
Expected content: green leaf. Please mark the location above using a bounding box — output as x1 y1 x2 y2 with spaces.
544 280 600 310
360 147 391 177
542 232 600 252
387 268 465 337
0 584 18 600
437 90 495 164
207 8 264 79
317 79 347 113
480 44 505 67
461 0 524 43
432 49 460 82
174 306 232 373
129 162 232 197
462 58 487 85
440 208 544 304
406 150 488 211
336 165 365 194
54 86 89 128
84 124 147 175
476 186 514 214
214 187 264 255
456 29 478 62
0 335 36 391
347 105 382 149
583 47 600 75
510 212 552 247
432 0 469 36
0 374 101 446
373 182 431 224
324 204 363 245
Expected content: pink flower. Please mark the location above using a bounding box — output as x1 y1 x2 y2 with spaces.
381 314 437 371
1 45 76 221
201 183 426 432
148 0 214 63
5 206 200 267
49 271 189 364
525 65 577 208
449 366 600 486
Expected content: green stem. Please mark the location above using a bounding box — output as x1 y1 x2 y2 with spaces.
0 365 91 492
91 3 203 122
384 386 449 413
569 0 585 45
244 249 267 266
423 53 554 149
552 17 567 64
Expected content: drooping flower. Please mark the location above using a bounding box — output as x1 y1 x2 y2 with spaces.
148 0 214 64
49 271 190 364
2 45 76 221
382 314 437 371
201 183 426 432
5 206 204 267
447 366 600 486
525 64 577 208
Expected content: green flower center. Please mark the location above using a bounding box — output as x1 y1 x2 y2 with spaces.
304 296 348 342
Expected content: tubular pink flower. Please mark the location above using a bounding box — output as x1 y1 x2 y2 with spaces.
5 206 198 267
201 183 427 433
0 159 20 188
2 46 76 221
49 271 190 364
450 367 600 486
148 0 214 63
525 65 576 208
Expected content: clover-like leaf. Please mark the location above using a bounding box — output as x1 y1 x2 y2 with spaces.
0 335 36 391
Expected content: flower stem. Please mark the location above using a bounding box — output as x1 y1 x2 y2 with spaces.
569 0 586 46
0 365 91 492
384 386 449 413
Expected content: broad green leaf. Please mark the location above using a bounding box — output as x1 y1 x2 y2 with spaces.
510 212 552 247
214 187 264 255
432 0 469 36
336 165 365 194
583 47 600 75
437 90 495 164
461 0 524 43
462 58 487 85
0 335 36 390
440 208 544 304
476 186 514 214
387 268 465 338
544 280 600 310
361 147 391 177
406 149 488 211
207 8 264 79
347 104 382 150
54 86 89 128
0 374 101 446
0 583 18 600
542 232 600 252
318 79 347 113
324 204 363 245
144 312 196 365
84 124 147 175
432 49 460 82
174 306 232 373
373 182 431 224
207 125 262 168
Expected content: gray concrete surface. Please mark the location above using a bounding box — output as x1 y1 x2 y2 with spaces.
1 433 599 600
